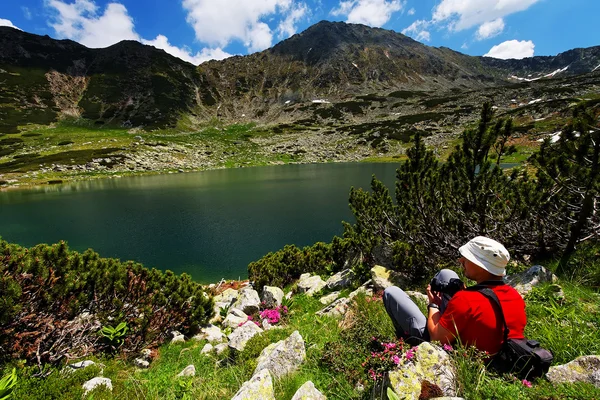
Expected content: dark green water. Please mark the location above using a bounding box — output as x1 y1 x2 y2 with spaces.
0 163 398 283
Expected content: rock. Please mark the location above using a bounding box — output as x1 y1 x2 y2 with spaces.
319 291 341 305
215 343 228 354
234 288 261 315
349 286 373 299
222 309 248 329
231 369 275 400
193 324 226 343
68 360 95 370
326 269 355 290
254 331 306 379
297 274 327 296
214 288 239 304
388 342 456 400
285 291 293 300
82 377 112 395
546 355 600 387
171 331 185 343
140 349 152 361
228 322 263 351
177 365 196 377
291 381 326 400
201 343 214 354
406 291 428 306
262 286 284 308
371 265 401 291
316 297 351 317
262 319 273 330
506 265 557 296
134 358 150 368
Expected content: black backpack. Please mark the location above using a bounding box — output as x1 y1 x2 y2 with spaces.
470 283 554 380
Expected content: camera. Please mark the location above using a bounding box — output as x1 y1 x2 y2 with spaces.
430 276 464 297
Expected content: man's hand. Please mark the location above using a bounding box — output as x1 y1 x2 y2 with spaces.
427 284 442 306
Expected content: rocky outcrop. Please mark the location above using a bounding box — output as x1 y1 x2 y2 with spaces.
194 324 226 343
546 355 600 387
201 343 213 354
254 331 306 379
228 322 263 352
388 343 456 400
222 309 248 329
319 291 341 305
171 331 185 343
82 377 112 395
291 381 327 400
371 265 402 291
262 286 284 308
67 360 95 370
234 288 261 315
177 365 196 377
506 265 557 296
316 297 351 317
326 269 355 290
297 273 326 296
231 369 276 400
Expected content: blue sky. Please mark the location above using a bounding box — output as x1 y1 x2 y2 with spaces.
0 0 598 65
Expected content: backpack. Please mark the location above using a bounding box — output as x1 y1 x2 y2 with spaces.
472 284 554 380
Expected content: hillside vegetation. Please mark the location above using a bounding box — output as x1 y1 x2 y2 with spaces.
1 22 599 188
1 102 599 399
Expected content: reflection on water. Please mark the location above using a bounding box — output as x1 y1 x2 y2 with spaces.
0 163 399 282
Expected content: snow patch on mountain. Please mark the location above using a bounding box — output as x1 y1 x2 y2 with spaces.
511 66 569 82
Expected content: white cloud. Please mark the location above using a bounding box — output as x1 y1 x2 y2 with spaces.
484 39 534 59
142 35 232 65
47 0 137 48
331 0 404 27
278 2 309 38
22 7 32 20
0 18 20 30
476 18 504 40
407 7 415 15
46 0 232 65
181 0 303 53
432 0 541 31
402 19 431 42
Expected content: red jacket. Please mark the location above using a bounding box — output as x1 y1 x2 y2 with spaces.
438 284 526 355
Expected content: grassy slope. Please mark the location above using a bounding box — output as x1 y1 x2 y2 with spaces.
5 254 600 400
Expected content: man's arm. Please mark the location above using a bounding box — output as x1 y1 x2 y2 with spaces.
426 307 455 343
426 284 457 344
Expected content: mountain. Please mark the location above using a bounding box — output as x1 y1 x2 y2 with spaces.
0 21 599 132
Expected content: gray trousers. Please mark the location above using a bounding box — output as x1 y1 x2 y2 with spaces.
383 269 459 343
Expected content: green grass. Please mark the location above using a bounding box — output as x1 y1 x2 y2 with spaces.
3 262 600 400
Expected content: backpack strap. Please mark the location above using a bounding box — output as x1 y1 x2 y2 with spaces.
466 282 510 342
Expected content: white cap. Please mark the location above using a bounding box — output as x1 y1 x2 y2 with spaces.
459 236 510 276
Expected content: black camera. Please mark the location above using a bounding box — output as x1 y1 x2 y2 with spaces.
430 276 464 297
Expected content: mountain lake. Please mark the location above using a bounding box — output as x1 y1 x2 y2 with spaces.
0 162 400 283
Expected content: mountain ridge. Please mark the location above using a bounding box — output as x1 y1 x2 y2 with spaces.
0 22 599 130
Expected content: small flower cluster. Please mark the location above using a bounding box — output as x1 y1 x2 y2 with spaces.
260 305 289 324
362 338 412 381
365 291 384 303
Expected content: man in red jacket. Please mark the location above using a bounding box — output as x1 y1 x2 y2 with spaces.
384 236 526 355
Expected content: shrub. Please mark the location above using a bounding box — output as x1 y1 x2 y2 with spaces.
0 240 213 365
248 239 348 290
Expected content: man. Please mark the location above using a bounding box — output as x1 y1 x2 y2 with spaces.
383 236 526 355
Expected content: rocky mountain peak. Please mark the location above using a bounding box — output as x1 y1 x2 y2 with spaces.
269 20 417 65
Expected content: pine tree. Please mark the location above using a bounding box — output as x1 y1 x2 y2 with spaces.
533 104 600 274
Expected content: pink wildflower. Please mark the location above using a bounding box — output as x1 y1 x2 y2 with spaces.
391 355 401 365
442 344 453 352
405 349 415 361
522 379 532 388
